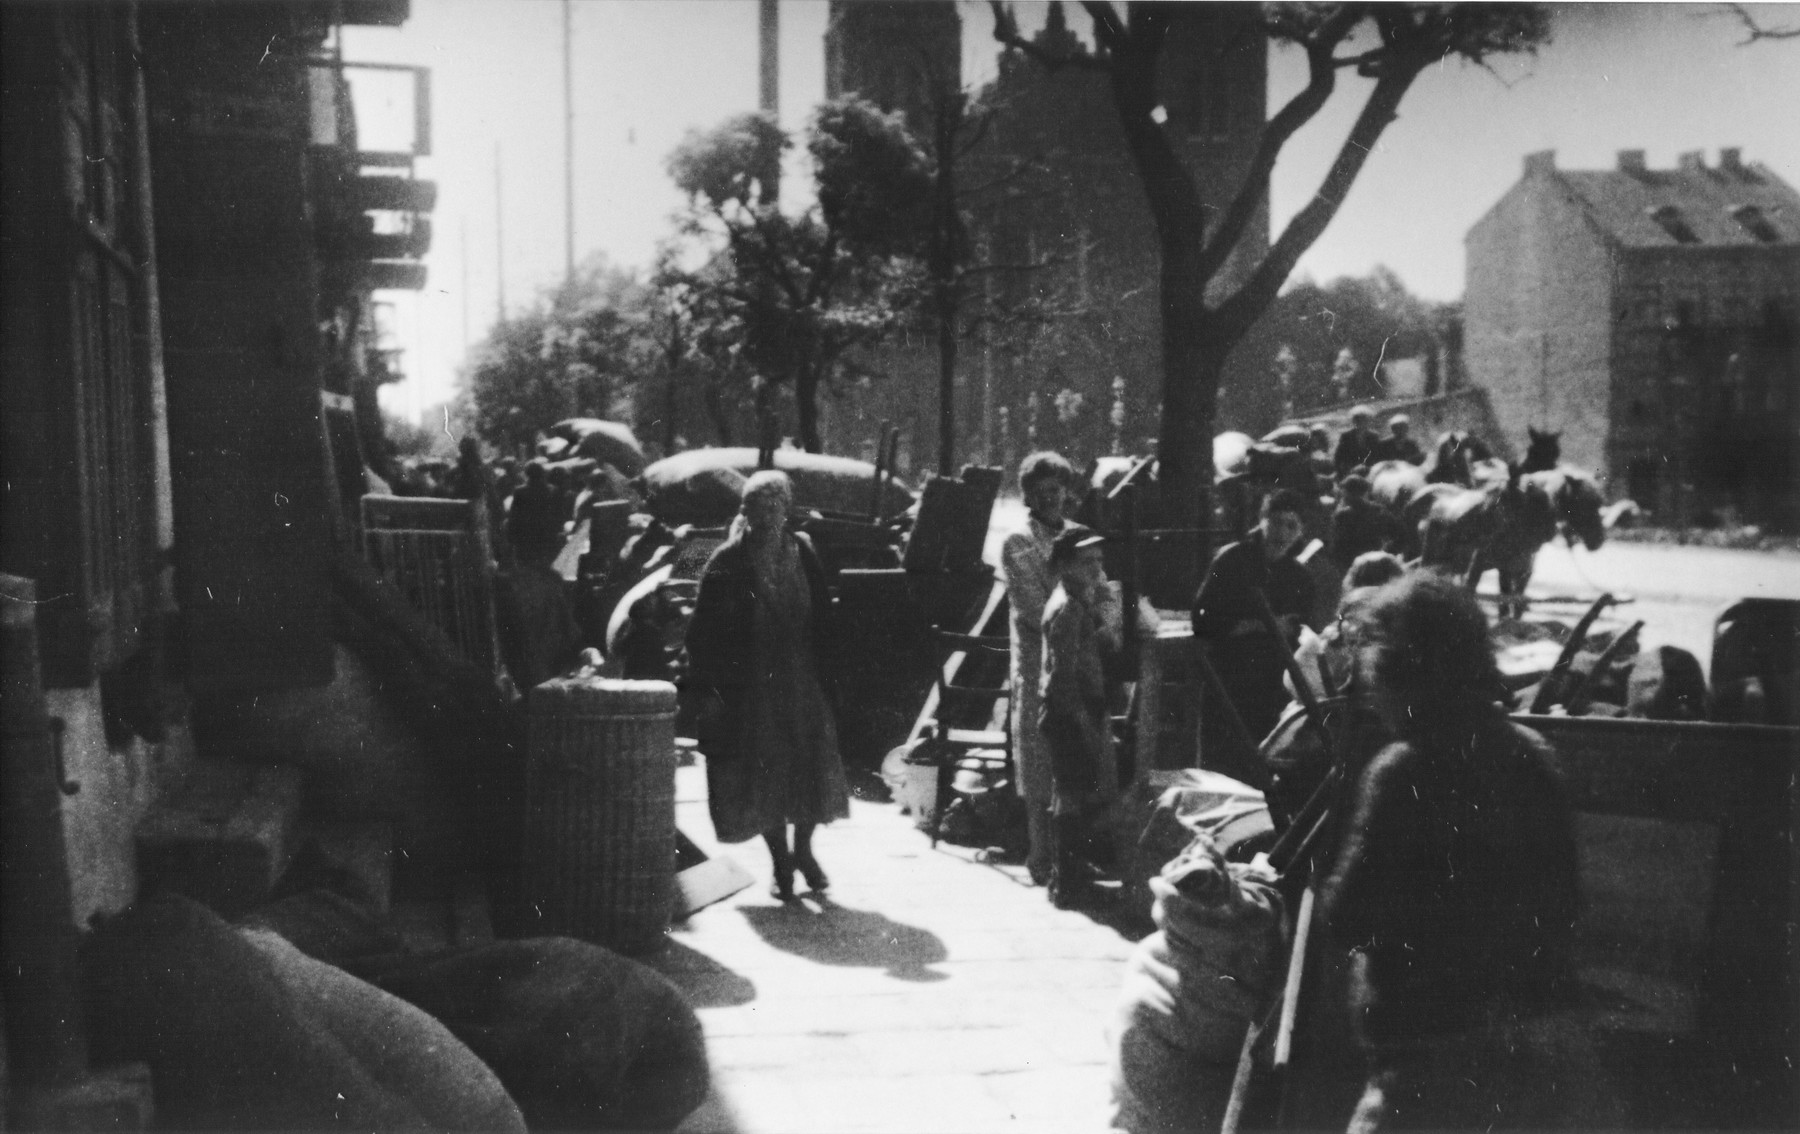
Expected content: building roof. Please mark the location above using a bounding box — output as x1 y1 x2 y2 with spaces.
1536 149 1800 249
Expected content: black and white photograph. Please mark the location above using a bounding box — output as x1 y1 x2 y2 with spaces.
2 1 1795 1130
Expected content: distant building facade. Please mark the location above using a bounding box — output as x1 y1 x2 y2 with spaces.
820 1 1267 472
1465 148 1800 526
824 0 961 132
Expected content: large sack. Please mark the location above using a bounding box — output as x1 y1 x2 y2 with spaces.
1626 645 1708 721
641 448 914 526
1118 769 1272 928
1108 836 1286 1134
354 937 710 1131
81 893 522 1132
541 419 647 476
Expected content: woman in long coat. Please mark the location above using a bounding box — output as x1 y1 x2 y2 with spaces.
1000 451 1078 886
686 471 851 900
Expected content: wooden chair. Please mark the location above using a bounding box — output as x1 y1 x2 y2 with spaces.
915 628 1013 848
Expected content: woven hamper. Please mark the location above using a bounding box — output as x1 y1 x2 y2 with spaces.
523 678 678 955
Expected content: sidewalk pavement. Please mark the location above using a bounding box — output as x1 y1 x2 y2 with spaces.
653 761 1137 1134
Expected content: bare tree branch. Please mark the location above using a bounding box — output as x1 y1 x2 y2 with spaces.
957 250 1077 278
1722 2 1800 41
959 156 1054 199
952 103 996 160
1216 65 1419 341
1083 0 1127 53
1199 5 1365 284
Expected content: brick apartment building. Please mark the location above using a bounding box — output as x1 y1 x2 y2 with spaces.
1465 148 1800 527
820 1 1267 472
3 1 432 1113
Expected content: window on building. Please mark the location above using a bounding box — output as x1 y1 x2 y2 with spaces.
1730 205 1780 243
1648 204 1700 244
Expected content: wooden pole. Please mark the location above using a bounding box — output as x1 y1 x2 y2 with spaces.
562 0 575 282
494 141 506 323
1529 592 1614 713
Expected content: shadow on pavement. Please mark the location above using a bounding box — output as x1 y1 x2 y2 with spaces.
673 1084 746 1134
740 897 949 982
1073 883 1154 943
643 938 758 1008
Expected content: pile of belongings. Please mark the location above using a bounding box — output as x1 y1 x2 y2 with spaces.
81 877 711 1131
1107 833 1286 1134
639 448 914 528
1512 621 1708 721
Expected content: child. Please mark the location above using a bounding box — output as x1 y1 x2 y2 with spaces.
1039 525 1121 909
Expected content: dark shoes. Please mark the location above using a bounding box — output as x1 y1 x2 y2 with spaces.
1049 815 1101 910
795 853 829 894
1047 866 1094 910
771 856 828 901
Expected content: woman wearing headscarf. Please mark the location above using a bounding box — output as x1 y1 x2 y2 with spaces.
1322 571 1612 1131
686 471 851 900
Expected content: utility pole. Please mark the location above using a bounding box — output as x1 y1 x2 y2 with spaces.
494 141 506 323
460 214 470 348
754 0 781 450
758 0 779 200
563 0 575 282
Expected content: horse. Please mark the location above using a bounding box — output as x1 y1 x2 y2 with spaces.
1423 430 1495 486
1365 460 1433 556
1522 427 1562 474
1419 466 1605 617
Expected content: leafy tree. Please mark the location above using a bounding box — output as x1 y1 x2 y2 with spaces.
465 256 653 455
666 98 930 453
993 2 1552 552
382 409 451 461
1222 265 1453 428
643 249 759 449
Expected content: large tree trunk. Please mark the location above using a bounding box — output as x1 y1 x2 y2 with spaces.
931 97 963 477
1154 232 1227 602
795 366 822 453
703 380 733 446
936 291 957 476
1154 224 1213 534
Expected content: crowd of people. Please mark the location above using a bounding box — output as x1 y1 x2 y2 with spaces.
996 439 1596 1130
436 420 1591 1130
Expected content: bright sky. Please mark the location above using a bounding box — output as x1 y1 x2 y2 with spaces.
342 1 1800 422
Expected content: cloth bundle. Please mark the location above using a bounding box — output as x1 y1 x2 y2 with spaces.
82 890 710 1131
1108 835 1286 1134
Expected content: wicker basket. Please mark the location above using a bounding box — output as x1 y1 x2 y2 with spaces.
523 677 678 955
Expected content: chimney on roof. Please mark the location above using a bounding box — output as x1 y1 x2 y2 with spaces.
1720 147 1743 173
1677 150 1705 173
1617 149 1646 174
1523 150 1556 177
